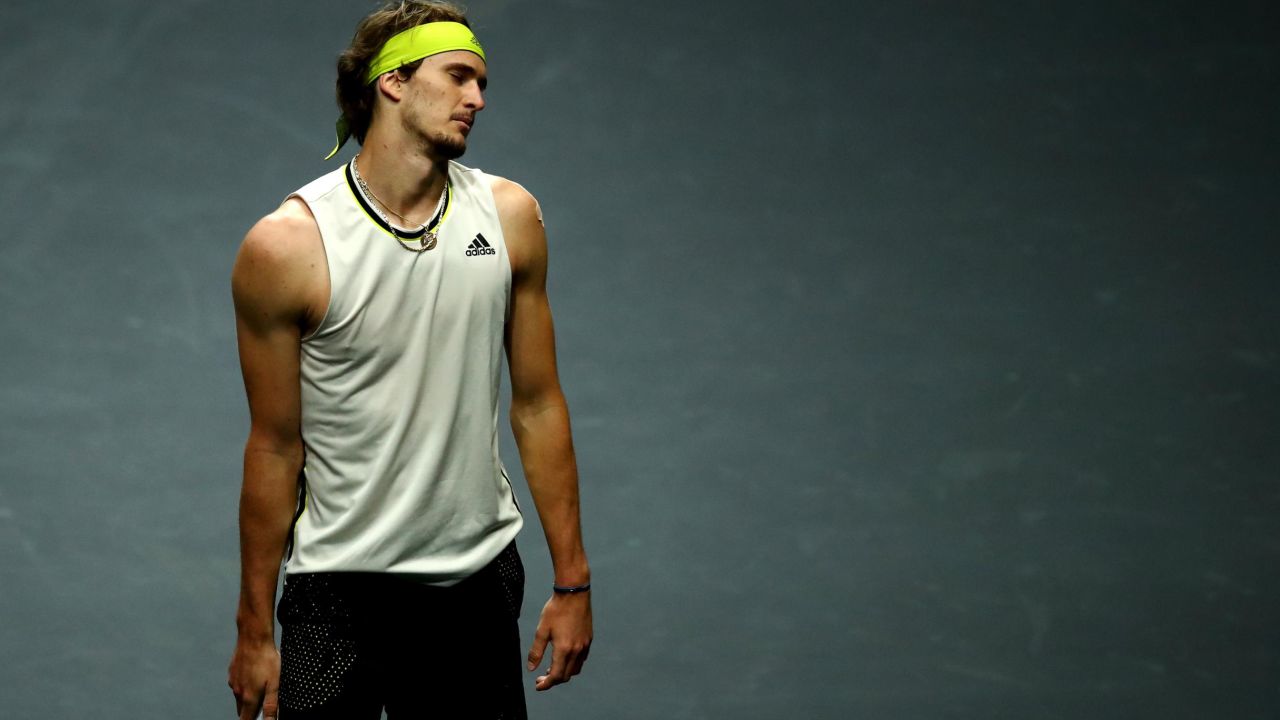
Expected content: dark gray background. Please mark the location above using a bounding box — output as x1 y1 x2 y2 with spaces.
1 1 1276 718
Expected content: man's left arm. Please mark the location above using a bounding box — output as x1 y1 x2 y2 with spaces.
494 178 593 692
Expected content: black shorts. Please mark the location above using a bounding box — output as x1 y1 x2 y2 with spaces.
276 541 526 719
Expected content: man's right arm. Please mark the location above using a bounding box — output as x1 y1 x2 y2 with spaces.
226 200 321 720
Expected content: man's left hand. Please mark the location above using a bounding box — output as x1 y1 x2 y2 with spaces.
527 590 593 690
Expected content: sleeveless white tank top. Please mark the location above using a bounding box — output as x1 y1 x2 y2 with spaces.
284 159 523 585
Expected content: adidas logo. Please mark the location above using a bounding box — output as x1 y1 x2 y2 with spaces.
465 233 496 256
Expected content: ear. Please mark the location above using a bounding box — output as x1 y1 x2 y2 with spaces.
375 71 406 103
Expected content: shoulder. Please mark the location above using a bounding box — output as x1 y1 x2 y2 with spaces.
486 176 542 269
240 198 320 262
488 175 544 230
233 198 324 318
486 175 546 276
449 161 541 225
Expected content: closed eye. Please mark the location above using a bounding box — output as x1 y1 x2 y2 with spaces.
443 63 487 91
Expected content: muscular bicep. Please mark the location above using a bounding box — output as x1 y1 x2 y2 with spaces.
233 306 302 449
505 269 564 407
496 180 565 408
231 214 314 451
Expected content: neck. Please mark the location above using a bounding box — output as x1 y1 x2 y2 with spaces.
354 128 450 224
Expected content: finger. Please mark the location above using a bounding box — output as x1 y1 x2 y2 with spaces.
570 644 590 676
238 694 261 720
262 676 280 720
536 644 572 691
230 672 240 711
527 626 549 671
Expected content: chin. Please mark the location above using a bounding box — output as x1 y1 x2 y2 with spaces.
430 133 468 160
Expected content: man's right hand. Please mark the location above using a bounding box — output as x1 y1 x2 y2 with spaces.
228 637 280 720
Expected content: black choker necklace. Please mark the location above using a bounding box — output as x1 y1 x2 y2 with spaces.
350 156 449 253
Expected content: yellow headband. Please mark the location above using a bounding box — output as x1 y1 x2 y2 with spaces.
325 21 487 159
365 21 485 84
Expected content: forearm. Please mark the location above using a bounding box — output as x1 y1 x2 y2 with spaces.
511 401 589 585
236 443 303 642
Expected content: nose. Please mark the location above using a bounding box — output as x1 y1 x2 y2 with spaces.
466 81 486 112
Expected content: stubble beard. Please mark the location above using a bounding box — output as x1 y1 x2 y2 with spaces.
427 130 467 160
401 104 468 160
399 98 465 157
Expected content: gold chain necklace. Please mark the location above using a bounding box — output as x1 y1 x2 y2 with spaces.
351 156 448 253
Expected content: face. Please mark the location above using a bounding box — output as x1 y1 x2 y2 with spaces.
397 50 488 160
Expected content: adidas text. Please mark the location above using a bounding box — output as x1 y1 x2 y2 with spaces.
466 233 496 256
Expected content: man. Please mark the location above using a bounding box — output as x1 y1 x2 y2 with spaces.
226 2 592 717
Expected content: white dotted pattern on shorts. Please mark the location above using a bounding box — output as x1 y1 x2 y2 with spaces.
492 543 524 619
279 622 358 710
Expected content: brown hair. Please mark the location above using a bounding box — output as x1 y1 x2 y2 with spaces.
336 1 471 145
